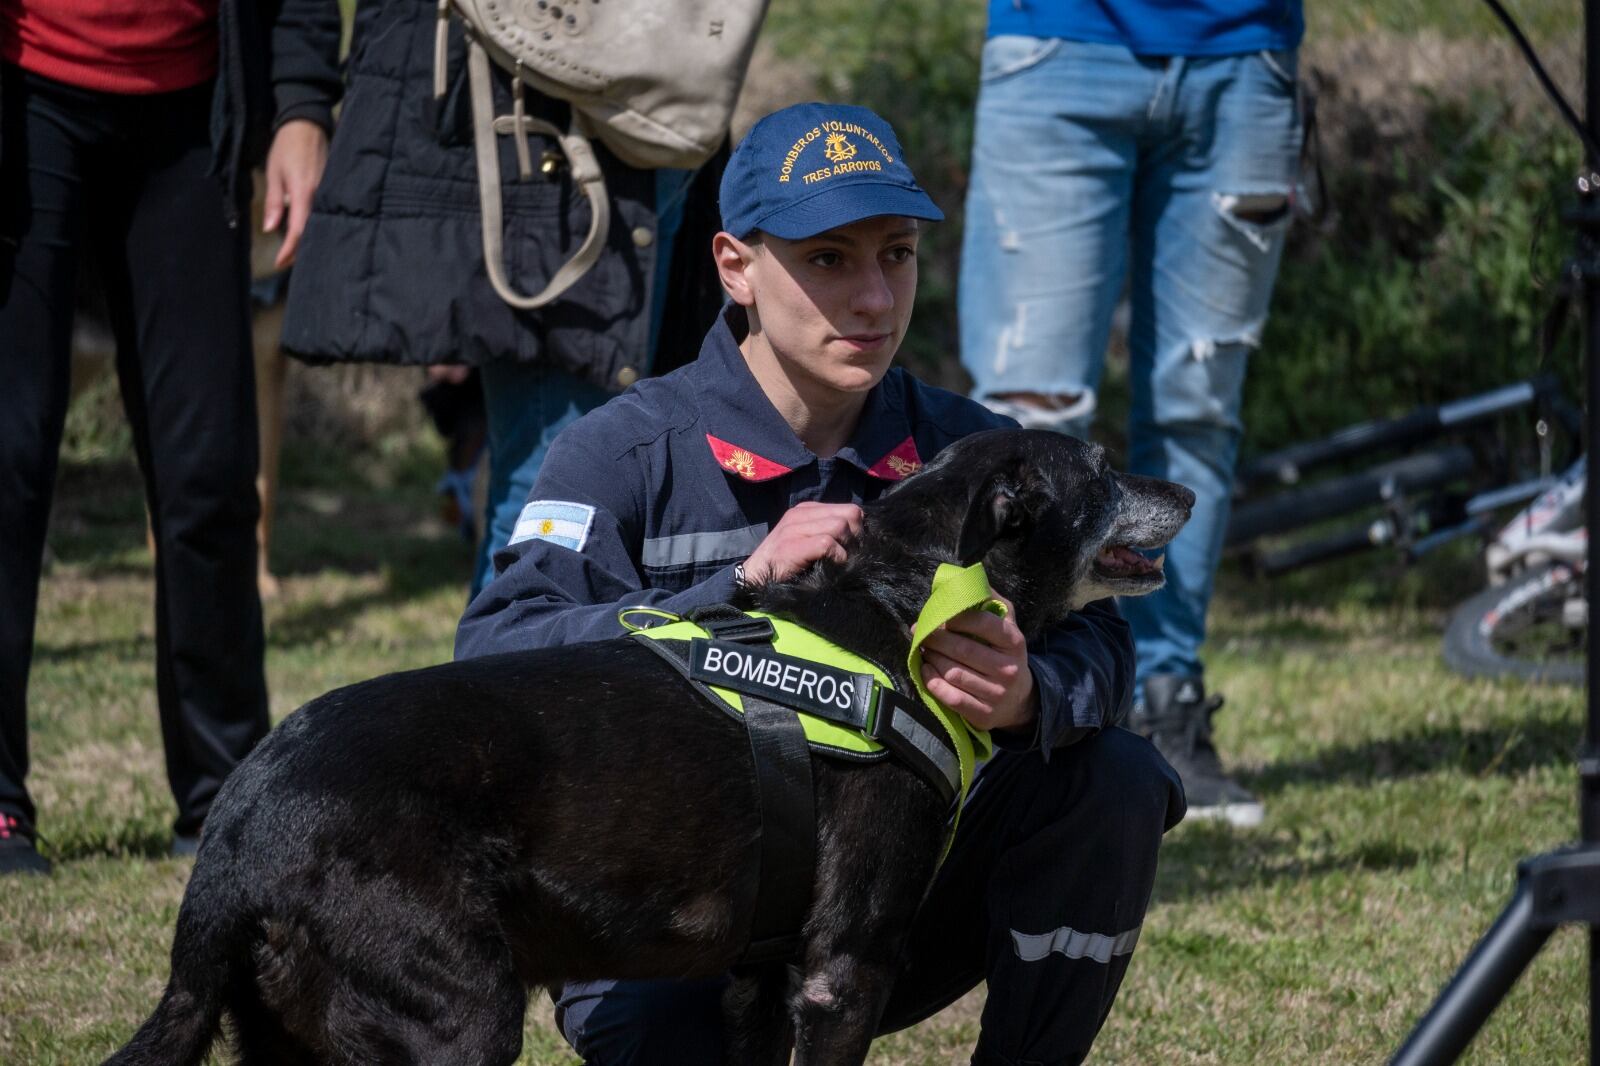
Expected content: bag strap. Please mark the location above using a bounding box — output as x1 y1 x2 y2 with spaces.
465 33 611 309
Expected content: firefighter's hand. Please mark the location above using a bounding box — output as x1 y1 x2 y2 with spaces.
742 502 864 584
916 592 1037 734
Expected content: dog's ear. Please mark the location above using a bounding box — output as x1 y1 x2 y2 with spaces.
956 477 1027 565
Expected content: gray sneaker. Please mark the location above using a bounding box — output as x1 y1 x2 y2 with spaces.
1130 675 1264 828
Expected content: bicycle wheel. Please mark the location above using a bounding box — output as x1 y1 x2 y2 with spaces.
1442 563 1586 685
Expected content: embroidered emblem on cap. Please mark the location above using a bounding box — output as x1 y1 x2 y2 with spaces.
823 132 857 164
777 119 896 186
866 436 923 481
707 434 793 482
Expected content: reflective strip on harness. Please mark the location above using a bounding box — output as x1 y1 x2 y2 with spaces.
888 709 962 792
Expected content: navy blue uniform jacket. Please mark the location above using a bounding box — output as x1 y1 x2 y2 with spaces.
455 307 1134 752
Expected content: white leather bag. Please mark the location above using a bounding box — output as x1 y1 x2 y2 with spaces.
436 0 769 309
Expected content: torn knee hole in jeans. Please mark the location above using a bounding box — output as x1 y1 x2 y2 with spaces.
983 389 1097 430
1213 191 1290 251
992 298 1028 376
1189 333 1259 362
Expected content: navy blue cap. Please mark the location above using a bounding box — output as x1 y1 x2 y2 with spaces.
720 102 944 240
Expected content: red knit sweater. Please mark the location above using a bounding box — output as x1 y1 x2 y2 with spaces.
1 0 220 94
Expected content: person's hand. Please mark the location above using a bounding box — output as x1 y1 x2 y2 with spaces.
263 119 330 269
916 591 1036 734
741 502 863 584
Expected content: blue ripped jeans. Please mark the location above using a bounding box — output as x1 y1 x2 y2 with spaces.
958 38 1303 682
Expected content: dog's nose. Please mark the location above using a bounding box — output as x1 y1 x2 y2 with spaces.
1177 485 1196 511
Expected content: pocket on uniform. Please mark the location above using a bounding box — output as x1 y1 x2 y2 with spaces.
980 35 1063 84
1257 48 1298 92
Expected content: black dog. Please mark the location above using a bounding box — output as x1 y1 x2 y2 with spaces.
105 429 1193 1066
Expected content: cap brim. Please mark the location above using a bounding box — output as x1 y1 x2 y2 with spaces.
752 183 944 240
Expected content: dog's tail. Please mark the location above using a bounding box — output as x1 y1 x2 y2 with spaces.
101 856 249 1066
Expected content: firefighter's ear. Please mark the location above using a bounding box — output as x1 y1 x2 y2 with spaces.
713 231 760 309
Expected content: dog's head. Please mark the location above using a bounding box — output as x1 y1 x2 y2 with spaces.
884 429 1195 636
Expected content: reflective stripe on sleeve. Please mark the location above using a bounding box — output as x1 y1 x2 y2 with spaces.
642 524 769 568
1011 924 1141 964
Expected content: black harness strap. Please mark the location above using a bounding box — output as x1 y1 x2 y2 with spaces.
631 605 966 963
738 692 816 965
682 605 815 965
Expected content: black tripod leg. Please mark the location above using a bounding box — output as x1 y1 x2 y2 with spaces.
1390 885 1553 1066
1593 926 1600 1066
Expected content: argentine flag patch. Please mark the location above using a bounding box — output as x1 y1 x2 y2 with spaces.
509 500 596 552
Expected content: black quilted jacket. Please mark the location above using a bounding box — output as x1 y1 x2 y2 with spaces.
280 0 727 389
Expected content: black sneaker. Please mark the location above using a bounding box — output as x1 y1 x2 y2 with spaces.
0 813 52 876
1130 675 1264 828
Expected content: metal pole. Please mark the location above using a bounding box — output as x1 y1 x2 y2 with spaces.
1584 0 1600 849
1584 4 1600 1061
1391 887 1552 1066
1391 6 1600 1064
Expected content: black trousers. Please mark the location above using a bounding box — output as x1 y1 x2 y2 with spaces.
554 727 1186 1066
0 66 269 837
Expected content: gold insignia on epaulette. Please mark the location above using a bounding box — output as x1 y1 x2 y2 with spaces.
887 455 920 476
725 449 757 479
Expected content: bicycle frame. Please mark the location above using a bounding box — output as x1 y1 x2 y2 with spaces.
1227 375 1582 577
1487 454 1588 579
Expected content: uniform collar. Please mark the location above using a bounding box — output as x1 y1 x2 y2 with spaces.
835 373 925 482
693 304 924 484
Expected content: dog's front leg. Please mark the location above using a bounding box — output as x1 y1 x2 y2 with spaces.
789 955 896 1066
723 963 794 1066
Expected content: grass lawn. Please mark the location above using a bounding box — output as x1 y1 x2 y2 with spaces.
0 430 1585 1064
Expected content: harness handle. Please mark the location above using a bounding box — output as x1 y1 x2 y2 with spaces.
617 606 683 632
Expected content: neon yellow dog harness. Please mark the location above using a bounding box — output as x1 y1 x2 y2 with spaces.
621 562 1002 963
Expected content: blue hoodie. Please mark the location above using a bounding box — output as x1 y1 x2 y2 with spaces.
987 0 1304 57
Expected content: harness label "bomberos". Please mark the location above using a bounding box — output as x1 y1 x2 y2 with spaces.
687 638 876 723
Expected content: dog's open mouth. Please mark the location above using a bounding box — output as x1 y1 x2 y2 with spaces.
1093 545 1164 580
